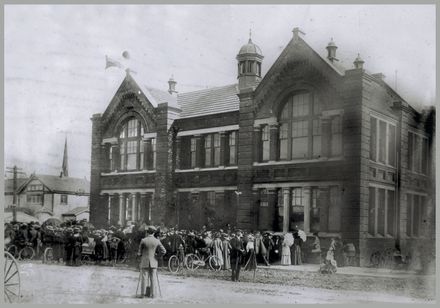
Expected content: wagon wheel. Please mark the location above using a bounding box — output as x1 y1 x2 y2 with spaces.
208 255 222 272
43 247 54 264
4 251 21 303
19 246 35 261
185 253 200 271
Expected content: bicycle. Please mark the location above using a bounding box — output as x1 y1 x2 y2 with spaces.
185 248 222 272
168 245 186 273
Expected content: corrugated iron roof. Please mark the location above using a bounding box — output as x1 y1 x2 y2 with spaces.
177 84 239 118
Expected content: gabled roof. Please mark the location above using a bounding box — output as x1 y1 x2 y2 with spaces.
177 84 239 118
18 174 90 195
62 206 89 216
4 178 29 194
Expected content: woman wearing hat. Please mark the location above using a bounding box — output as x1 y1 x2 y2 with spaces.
221 233 231 270
212 232 224 268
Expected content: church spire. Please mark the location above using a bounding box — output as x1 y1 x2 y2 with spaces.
61 137 69 177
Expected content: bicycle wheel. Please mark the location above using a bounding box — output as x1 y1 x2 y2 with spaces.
7 245 18 258
19 246 35 261
208 255 222 272
43 247 54 264
168 255 180 273
185 253 200 270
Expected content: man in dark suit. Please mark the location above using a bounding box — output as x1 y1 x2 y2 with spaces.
229 231 245 282
137 226 166 298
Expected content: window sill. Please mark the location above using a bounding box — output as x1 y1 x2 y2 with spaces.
253 156 344 166
101 170 156 176
366 234 394 239
369 160 396 170
175 166 238 173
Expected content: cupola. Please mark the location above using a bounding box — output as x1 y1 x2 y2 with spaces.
236 31 264 91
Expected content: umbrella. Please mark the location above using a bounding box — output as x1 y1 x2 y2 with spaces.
284 232 294 247
298 230 307 242
42 217 62 226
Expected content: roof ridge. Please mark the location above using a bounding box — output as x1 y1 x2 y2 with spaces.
177 83 238 96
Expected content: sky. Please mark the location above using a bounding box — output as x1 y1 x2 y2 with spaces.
4 5 436 179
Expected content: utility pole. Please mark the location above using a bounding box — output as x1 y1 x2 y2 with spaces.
5 165 26 222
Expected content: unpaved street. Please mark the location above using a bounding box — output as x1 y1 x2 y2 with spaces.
17 262 431 304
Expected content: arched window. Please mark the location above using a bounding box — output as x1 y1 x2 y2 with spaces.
118 118 145 171
278 92 322 160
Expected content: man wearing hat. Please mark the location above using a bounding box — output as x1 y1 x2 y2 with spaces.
137 226 166 298
229 231 245 282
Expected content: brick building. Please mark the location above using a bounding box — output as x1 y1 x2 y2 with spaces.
90 29 435 266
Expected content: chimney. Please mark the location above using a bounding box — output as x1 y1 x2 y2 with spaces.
326 38 338 62
168 76 178 95
353 54 365 69
292 27 305 40
372 73 385 81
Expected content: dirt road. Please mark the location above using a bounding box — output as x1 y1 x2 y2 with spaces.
18 262 430 304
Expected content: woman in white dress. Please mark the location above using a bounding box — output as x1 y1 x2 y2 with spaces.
281 234 292 265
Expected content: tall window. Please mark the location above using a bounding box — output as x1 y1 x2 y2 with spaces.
119 118 144 171
331 116 342 156
278 92 321 160
260 189 268 207
368 186 396 237
370 116 396 167
204 133 221 167
406 194 427 237
408 132 429 175
261 125 270 161
151 138 156 169
229 131 237 165
190 138 197 168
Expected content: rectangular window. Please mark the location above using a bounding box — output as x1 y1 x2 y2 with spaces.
126 141 138 170
207 191 216 207
370 117 377 161
292 93 309 117
27 195 42 204
279 123 289 160
213 134 220 166
109 146 113 171
260 189 268 207
229 131 237 165
246 61 253 73
190 138 196 168
120 141 126 170
408 132 429 175
328 186 342 232
139 141 144 170
406 194 413 237
205 135 212 167
61 194 68 205
256 62 261 77
387 190 395 236
369 186 396 237
151 138 156 169
370 116 396 167
388 125 396 167
378 121 387 164
127 196 133 221
291 120 308 158
127 119 138 137
310 188 320 233
368 187 376 234
331 116 342 156
413 195 420 237
312 119 321 158
262 125 270 161
377 188 386 236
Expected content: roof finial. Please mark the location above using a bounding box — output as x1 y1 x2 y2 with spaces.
248 29 252 43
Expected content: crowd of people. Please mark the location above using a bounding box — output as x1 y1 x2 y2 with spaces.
4 220 351 274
